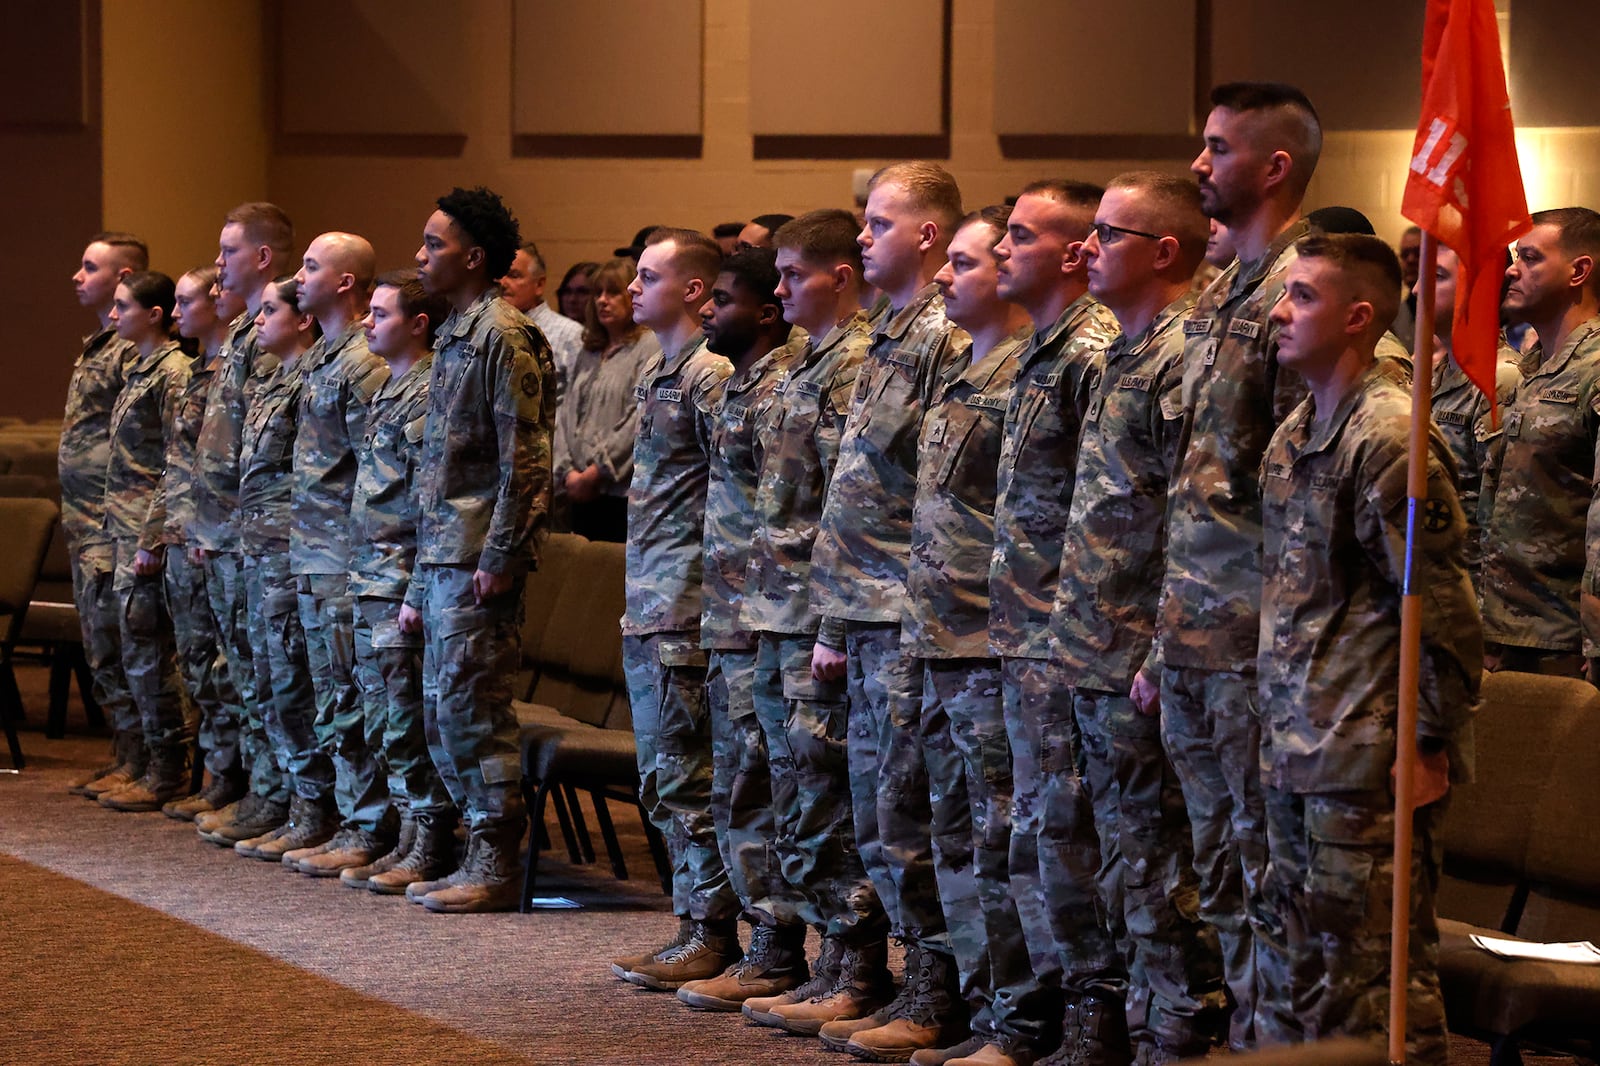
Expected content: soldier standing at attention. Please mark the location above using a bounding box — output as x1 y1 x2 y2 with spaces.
675 249 806 1010
612 228 739 987
808 162 970 1062
1152 82 1321 1048
163 267 249 820
400 187 553 913
899 207 1035 1066
738 211 890 1036
1478 209 1600 678
63 232 144 799
193 204 299 848
341 270 457 896
97 271 195 812
1051 172 1227 1065
282 232 396 878
1256 233 1480 1063
987 180 1121 1065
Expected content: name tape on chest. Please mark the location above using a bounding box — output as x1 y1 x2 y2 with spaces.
1031 370 1062 388
1183 317 1214 336
1227 319 1264 340
1117 373 1153 391
1435 409 1469 427
656 387 684 403
967 394 1008 411
1540 387 1578 405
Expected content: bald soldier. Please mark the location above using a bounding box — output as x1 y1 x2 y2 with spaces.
281 232 394 875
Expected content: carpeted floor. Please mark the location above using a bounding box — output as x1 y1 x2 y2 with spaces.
0 664 1581 1065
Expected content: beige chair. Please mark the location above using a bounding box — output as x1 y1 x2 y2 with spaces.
0 497 62 769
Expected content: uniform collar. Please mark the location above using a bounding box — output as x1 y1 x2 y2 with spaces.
436 288 500 345
128 339 180 375
302 321 364 373
1228 217 1311 306
875 283 942 343
1105 293 1194 365
1525 314 1600 381
1298 361 1386 457
948 325 1028 395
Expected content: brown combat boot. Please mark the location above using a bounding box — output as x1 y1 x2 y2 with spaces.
341 812 416 889
374 811 458 895
818 941 922 1050
67 735 129 797
743 933 846 1025
676 922 809 1010
613 918 695 981
164 768 245 821
253 795 336 861
845 947 968 1062
910 1036 989 1066
288 825 393 876
413 821 522 913
79 736 148 799
99 749 190 812
622 917 741 990
1035 993 1129 1066
198 793 288 845
764 937 894 1036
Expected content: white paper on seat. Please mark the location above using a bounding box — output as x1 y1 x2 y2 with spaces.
1470 934 1600 964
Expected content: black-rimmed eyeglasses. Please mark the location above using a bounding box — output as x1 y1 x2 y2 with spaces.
1090 222 1165 243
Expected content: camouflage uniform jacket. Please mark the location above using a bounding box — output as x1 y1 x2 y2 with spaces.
161 349 218 544
811 284 969 626
902 327 1030 659
1260 363 1481 793
1480 316 1600 652
1160 218 1311 672
411 289 554 588
290 323 390 575
742 316 870 640
350 354 432 601
701 335 805 651
190 311 259 552
238 354 304 554
1431 347 1521 584
103 340 190 550
987 294 1118 659
58 327 133 547
1050 295 1191 692
622 335 732 637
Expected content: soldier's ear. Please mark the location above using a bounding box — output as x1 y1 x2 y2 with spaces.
1570 254 1595 291
409 312 430 339
1347 298 1375 337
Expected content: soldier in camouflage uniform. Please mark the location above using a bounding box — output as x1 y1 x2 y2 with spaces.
809 163 973 1062
161 268 248 820
1427 247 1522 591
63 233 143 798
232 278 334 863
739 212 891 1035
97 272 195 812
400 187 553 913
1479 210 1600 678
1256 235 1480 1064
676 249 808 1010
1052 174 1228 1066
987 181 1124 1065
612 228 740 986
282 233 397 877
1156 83 1321 1048
193 204 299 846
340 270 457 895
894 207 1038 1066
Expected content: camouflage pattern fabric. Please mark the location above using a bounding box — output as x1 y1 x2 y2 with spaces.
165 548 237 778
350 356 432 600
205 549 283 800
299 573 386 828
244 549 330 799
1431 348 1521 588
59 328 132 546
353 595 450 813
189 312 258 552
112 537 192 761
69 546 136 737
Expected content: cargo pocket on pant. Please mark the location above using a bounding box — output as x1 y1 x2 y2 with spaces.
1303 796 1390 938
656 638 709 756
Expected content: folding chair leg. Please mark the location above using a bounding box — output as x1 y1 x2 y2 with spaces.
1 661 25 770
564 783 597 863
549 781 585 864
520 778 551 913
1488 1037 1524 1066
590 789 628 881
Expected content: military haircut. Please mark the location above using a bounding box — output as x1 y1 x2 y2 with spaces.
713 221 746 240
1017 179 1104 240
749 213 795 235
89 230 150 272
1532 207 1600 285
119 270 178 327
1108 170 1209 273
1209 81 1323 198
375 267 451 347
644 226 723 286
223 202 295 263
1296 233 1402 338
870 161 964 234
718 246 782 306
959 204 1013 250
773 209 863 274
518 240 548 276
436 185 521 281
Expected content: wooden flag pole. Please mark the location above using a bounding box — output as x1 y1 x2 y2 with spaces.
1390 230 1439 1065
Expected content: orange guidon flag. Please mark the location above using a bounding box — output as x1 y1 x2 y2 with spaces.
1401 0 1531 419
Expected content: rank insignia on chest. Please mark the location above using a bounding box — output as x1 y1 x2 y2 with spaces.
656 387 684 403
633 385 648 401
1201 340 1219 366
928 419 947 444
1227 319 1263 340
725 403 748 426
1085 396 1103 422
1265 462 1291 480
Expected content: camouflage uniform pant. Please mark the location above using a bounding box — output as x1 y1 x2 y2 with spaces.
300 573 389 832
67 539 136 737
1002 657 1119 1008
751 631 885 941
707 647 794 926
1256 788 1448 1066
112 539 192 761
847 621 939 945
1073 687 1226 1054
244 550 333 800
921 657 1040 1044
205 550 285 801
1159 666 1268 1050
353 596 451 815
416 563 525 831
622 630 738 921
165 548 239 778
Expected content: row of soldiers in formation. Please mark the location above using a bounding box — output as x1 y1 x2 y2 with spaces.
56 76 1593 1066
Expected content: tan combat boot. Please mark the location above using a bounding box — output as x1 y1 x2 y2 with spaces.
376 810 458 895
413 821 523 913
340 812 416 889
845 947 968 1062
100 750 190 812
763 937 893 1036
677 922 809 1010
621 917 741 990
289 825 393 876
613 918 695 980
